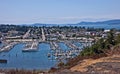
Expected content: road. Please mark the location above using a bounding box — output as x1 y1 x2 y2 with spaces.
23 29 31 39
41 28 46 41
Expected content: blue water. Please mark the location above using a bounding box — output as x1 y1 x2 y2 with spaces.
0 43 57 70
65 24 120 30
45 24 120 29
73 42 83 49
77 24 120 29
58 42 71 51
0 43 3 47
0 42 83 70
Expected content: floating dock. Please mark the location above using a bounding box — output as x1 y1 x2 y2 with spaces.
53 41 82 59
64 41 80 50
0 59 7 63
22 42 39 52
50 42 59 50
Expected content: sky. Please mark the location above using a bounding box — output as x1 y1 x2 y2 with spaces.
0 0 120 24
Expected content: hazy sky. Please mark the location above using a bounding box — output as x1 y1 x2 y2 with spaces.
0 0 120 24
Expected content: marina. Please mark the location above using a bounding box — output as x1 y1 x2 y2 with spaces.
48 41 87 60
0 41 90 70
0 43 57 70
0 24 118 70
0 0 120 73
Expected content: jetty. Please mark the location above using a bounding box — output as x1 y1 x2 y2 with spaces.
0 42 17 52
22 41 39 52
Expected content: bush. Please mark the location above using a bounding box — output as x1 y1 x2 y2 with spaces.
58 62 65 67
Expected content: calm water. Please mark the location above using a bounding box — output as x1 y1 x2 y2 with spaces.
64 24 120 30
0 43 3 47
58 42 71 51
0 42 80 70
0 43 58 70
73 42 83 49
77 24 120 29
46 24 120 30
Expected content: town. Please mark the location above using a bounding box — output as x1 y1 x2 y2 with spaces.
0 25 120 61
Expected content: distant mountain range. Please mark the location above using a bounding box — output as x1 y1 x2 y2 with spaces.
29 19 120 26
17 19 120 26
77 19 120 25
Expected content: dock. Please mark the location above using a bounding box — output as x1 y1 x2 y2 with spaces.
0 42 17 52
64 41 80 50
56 41 83 59
50 42 59 50
22 41 39 52
48 41 83 60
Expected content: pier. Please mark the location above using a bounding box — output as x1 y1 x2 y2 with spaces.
50 42 59 50
0 42 17 52
64 41 80 50
49 41 84 60
22 41 39 52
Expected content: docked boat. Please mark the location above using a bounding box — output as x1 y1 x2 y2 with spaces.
22 49 38 52
47 53 51 57
0 59 7 63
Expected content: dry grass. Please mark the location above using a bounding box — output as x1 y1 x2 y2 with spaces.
70 55 120 72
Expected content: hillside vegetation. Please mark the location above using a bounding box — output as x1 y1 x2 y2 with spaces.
53 29 120 74
61 29 120 69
